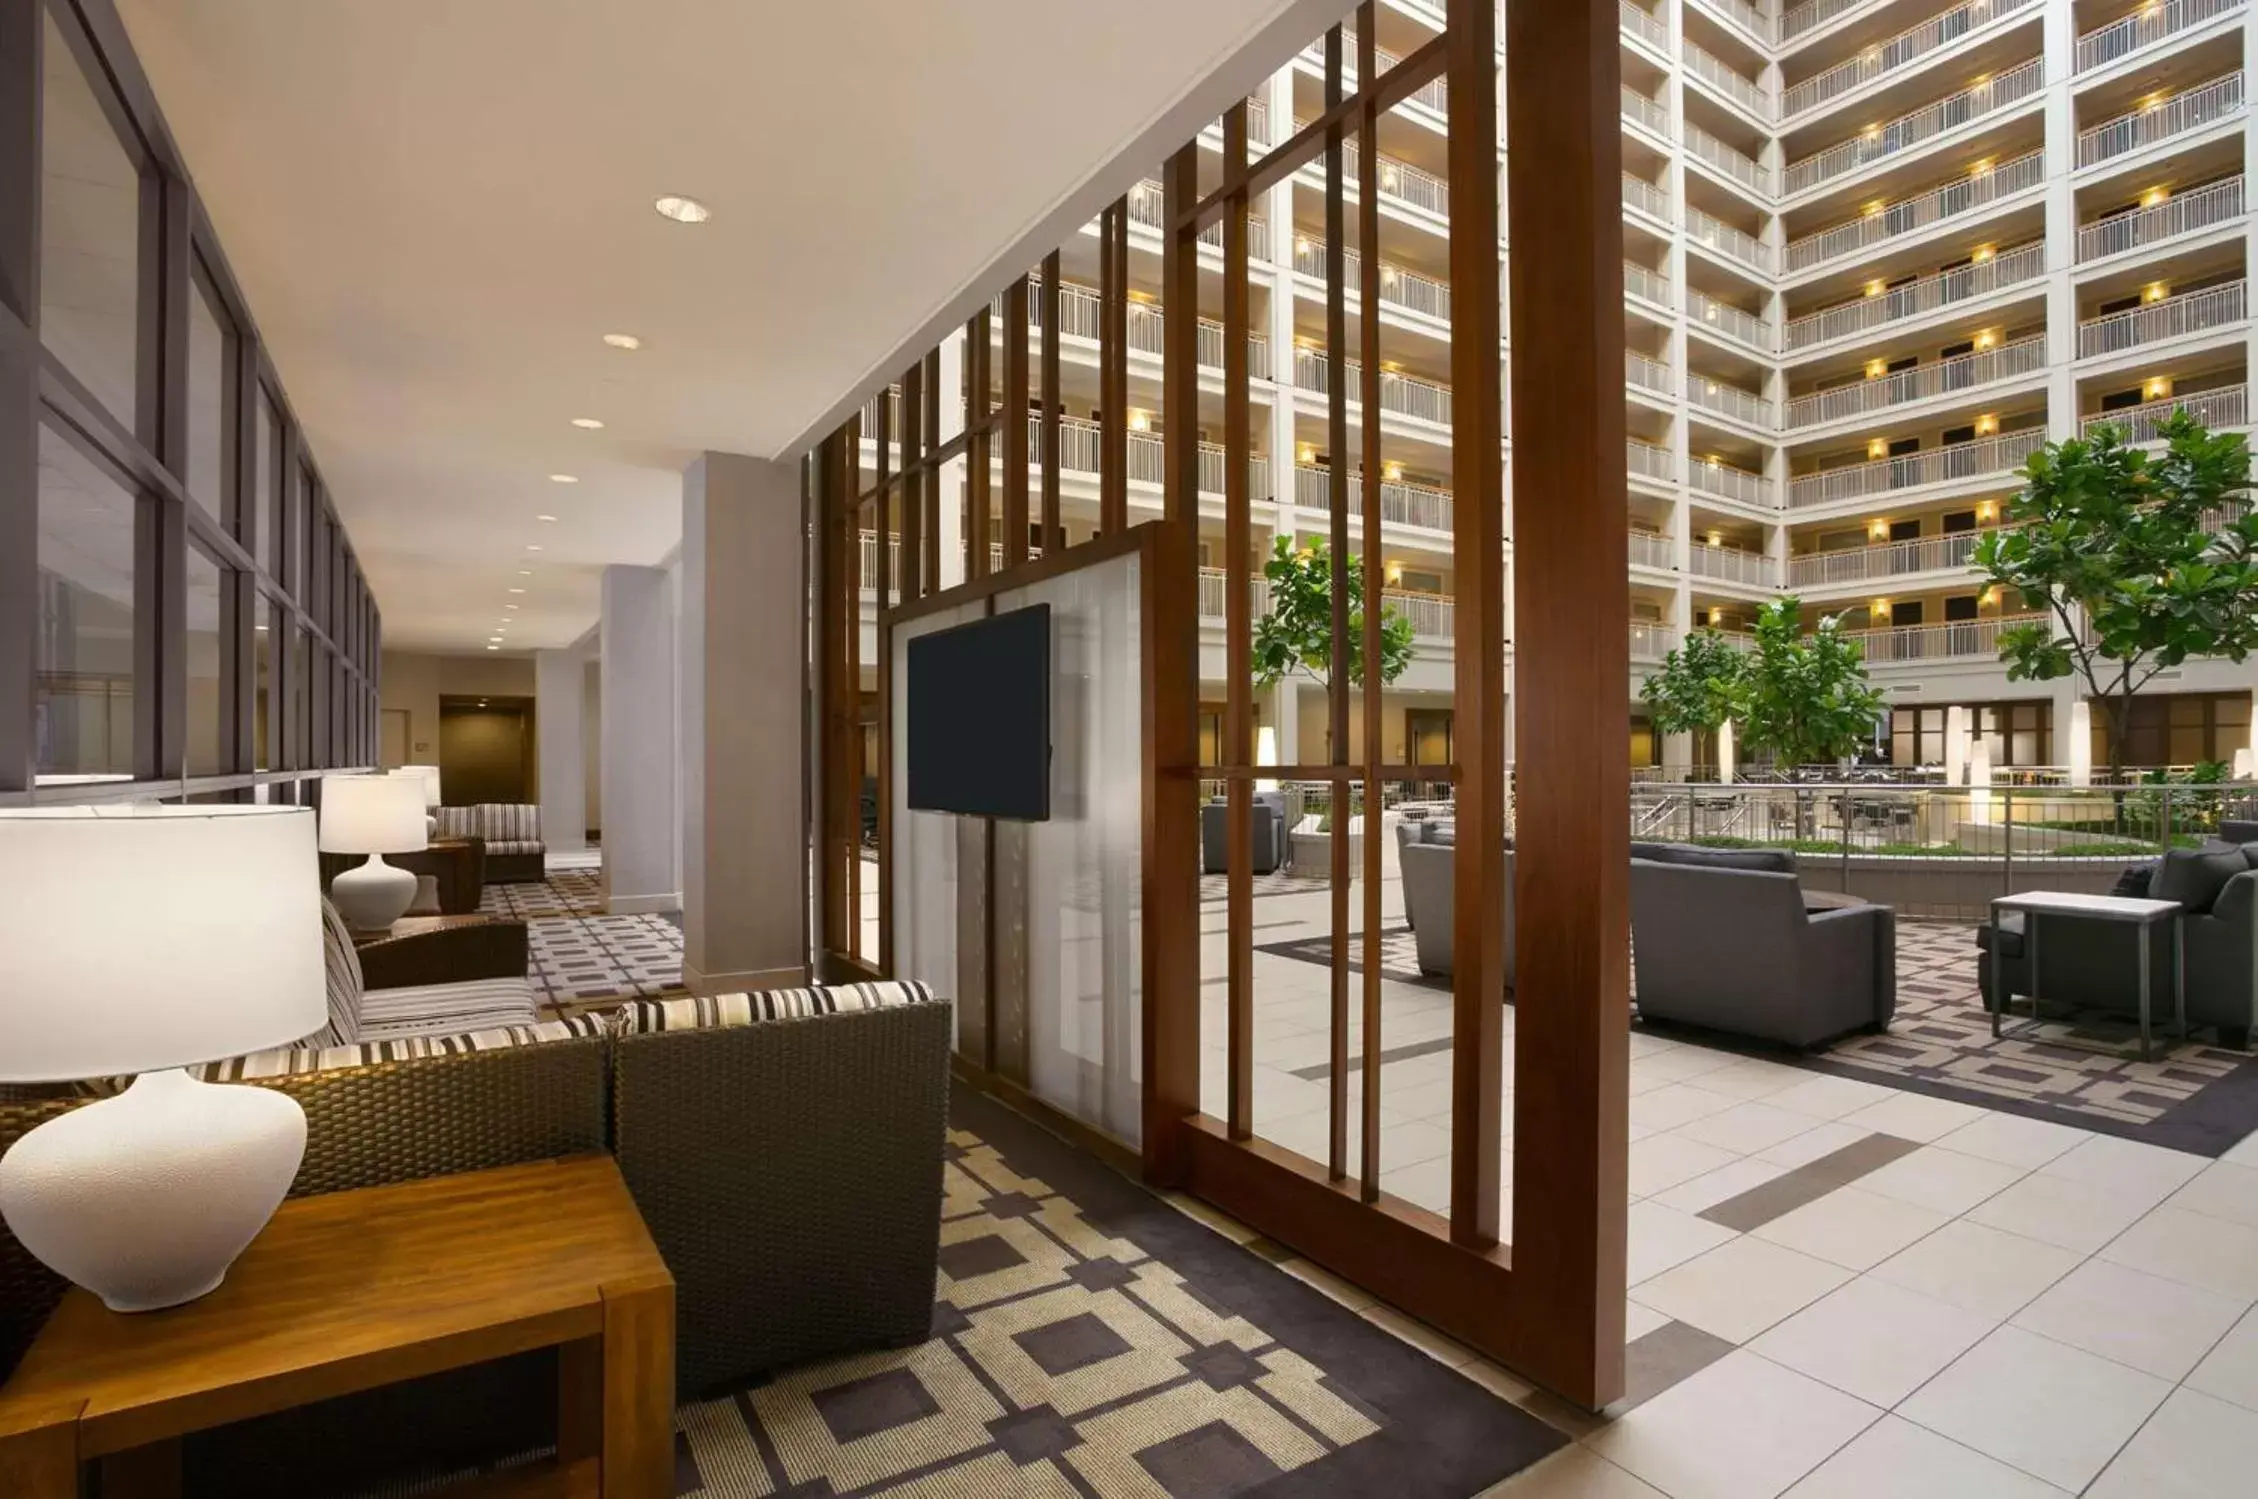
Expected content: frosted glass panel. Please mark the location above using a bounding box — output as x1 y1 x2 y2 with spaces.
891 601 980 1050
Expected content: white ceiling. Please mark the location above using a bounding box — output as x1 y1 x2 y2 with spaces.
113 0 1334 652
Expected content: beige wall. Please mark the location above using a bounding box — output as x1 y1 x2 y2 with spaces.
380 650 538 790
584 661 602 833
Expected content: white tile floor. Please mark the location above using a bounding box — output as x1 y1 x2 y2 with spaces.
1176 867 2258 1498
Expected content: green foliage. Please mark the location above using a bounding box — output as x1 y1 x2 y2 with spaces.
2128 759 2232 837
1639 626 1746 739
1974 412 2258 777
1734 598 1890 769
1250 535 1416 692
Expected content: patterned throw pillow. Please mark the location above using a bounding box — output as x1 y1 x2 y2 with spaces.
620 981 938 1034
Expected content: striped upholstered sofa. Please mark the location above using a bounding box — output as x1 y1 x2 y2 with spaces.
0 968 950 1498
434 801 545 882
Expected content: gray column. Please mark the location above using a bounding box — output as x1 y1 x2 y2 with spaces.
679 452 809 992
535 648 587 854
600 564 678 914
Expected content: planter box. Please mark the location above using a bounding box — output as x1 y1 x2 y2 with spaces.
1288 830 1360 878
1796 853 2132 921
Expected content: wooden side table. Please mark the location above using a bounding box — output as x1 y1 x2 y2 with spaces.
0 1156 673 1498
351 911 504 947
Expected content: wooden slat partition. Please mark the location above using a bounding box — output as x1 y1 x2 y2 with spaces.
1355 2 1385 1204
1221 101 1255 1143
1323 22 1352 1183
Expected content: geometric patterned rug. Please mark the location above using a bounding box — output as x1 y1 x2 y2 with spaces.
666 1083 1563 1496
525 913 687 1009
479 870 605 920
1256 917 2258 1157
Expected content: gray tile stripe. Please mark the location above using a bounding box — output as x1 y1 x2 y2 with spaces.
1698 1132 1923 1233
1291 1033 1457 1082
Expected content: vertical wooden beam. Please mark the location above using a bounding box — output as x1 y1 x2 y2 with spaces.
1323 22 1351 1182
921 349 941 596
900 361 924 604
1099 200 1129 534
1503 0 1630 1402
968 310 991 580
145 176 192 782
1356 4 1386 1204
874 391 894 977
818 434 852 960
1004 277 1031 567
843 418 864 951
1446 0 1507 1252
1039 251 1062 552
1222 103 1255 1141
0 0 38 794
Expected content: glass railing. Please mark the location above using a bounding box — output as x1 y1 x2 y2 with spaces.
1629 529 1676 569
1783 0 2040 118
1783 58 2045 196
1787 428 2046 507
1290 236 1453 320
1784 240 2046 349
1628 437 1676 482
2081 385 2249 441
1622 85 1672 137
1786 336 2046 427
1690 542 1775 585
1789 529 1988 586
1690 374 1774 426
1623 172 1676 223
1785 149 2044 273
2078 0 2247 74
1686 121 1773 195
1630 619 1679 661
2077 72 2245 167
1293 464 1456 531
1620 0 1669 51
1690 456 1774 506
1624 259 1675 308
1626 350 1676 396
1292 347 1456 424
1687 206 1774 271
1684 41 1773 120
2077 280 2247 358
1689 289 1772 349
2077 176 2244 261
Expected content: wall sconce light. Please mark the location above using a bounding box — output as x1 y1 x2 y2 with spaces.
2141 186 2170 208
1385 560 1403 584
1127 409 1151 432
1296 442 1316 464
1976 414 2000 436
1864 123 1883 139
1869 518 1891 539
1868 438 1889 460
1864 279 1886 298
1981 586 2000 606
1382 461 1403 482
1873 599 1892 617
2143 283 2168 303
2146 377 2172 400
1969 157 1994 176
1866 359 1888 379
1972 244 1995 262
1381 266 1398 283
1295 236 1312 256
1974 330 1997 350
1709 607 1725 626
1862 200 1886 218
1977 499 1998 521
1706 530 1724 547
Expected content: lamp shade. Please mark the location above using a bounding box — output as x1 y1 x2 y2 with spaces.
392 764 442 809
318 775 429 855
0 806 326 1082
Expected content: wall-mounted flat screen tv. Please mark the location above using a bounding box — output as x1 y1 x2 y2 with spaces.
906 604 1052 820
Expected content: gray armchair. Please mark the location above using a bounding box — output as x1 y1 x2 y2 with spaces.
1399 833 1516 989
1631 858 1895 1048
1201 798 1283 875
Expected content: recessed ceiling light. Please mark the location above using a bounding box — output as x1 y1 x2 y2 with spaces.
508 587 526 594
504 604 520 610
602 333 641 350
571 417 605 430
536 514 558 523
654 195 711 224
517 569 533 576
548 474 578 484
487 644 500 651
526 544 543 552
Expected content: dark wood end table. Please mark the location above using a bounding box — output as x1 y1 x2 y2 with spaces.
0 1155 674 1498
352 911 504 948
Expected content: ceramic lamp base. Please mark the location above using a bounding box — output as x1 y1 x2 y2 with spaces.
330 853 417 933
0 1070 306 1312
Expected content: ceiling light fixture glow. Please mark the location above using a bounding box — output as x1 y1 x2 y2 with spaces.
508 587 526 594
571 417 605 430
602 333 641 350
537 514 558 523
654 195 711 224
548 474 579 484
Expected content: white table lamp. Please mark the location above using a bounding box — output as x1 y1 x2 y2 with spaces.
320 774 429 932
0 804 326 1312
393 764 442 838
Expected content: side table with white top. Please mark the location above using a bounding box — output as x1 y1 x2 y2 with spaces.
1987 891 2187 1063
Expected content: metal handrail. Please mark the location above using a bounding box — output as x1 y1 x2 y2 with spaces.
1687 206 1773 271
1785 242 2046 350
1788 529 1989 586
2077 176 2244 262
1783 0 2041 117
1689 290 1772 349
1690 457 1773 507
1686 121 1773 194
1294 126 1451 216
1290 237 1453 321
1624 259 1675 309
1690 542 1775 586
1788 429 2044 507
1780 0 1874 42
2077 72 2245 167
1629 530 1677 569
1628 438 1676 483
1626 350 1675 396
1292 347 1455 424
2081 385 2249 442
1783 58 2045 195
2078 0 2247 74
1026 279 1273 380
1629 620 1678 661
1293 464 1456 532
1846 614 2041 662
1127 178 1269 252
2077 280 2247 358
1786 336 2046 428
1621 85 1672 138
1623 172 1676 224
1619 0 1668 50
1786 150 2045 272
1684 41 1773 120
1690 374 1773 427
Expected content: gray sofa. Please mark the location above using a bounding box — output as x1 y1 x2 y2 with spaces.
1630 845 1896 1048
1201 797 1283 875
1397 822 1522 989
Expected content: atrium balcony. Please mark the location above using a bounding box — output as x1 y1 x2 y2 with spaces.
2076 279 2249 362
1784 240 2046 353
1289 236 1453 326
1782 56 2046 198
2077 0 2250 78
1628 528 1676 572
1623 170 1677 227
1291 125 1450 229
1630 618 1679 663
1847 612 2043 663
1788 526 1992 588
1780 0 2044 121
1787 426 2046 508
1684 39 1776 122
1689 371 1776 428
1785 149 2045 274
1785 333 2047 429
2081 382 2249 440
1291 346 1456 430
1687 205 1776 274
2075 71 2246 172
1620 0 1670 56
1292 463 1456 534
2076 175 2246 264
1689 538 1778 588
1690 453 1776 508
1626 350 1677 402
1689 288 1775 352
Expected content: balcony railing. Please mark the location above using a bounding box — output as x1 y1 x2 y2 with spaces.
1684 41 1773 120
1788 428 2045 507
2077 72 2245 167
1687 206 1774 271
1780 0 1870 42
1626 350 1675 397
1623 172 1675 223
1029 280 1275 380
1621 85 1672 138
2081 385 2249 441
1690 374 1773 426
1782 58 2045 196
1783 0 2042 118
2078 0 2247 74
1690 456 1773 507
1127 178 1269 251
1691 542 1775 586
1686 122 1773 195
1848 614 2040 662
1620 0 1668 50
1629 530 1676 569
1196 567 1275 625
1786 149 2044 272
1789 530 1988 587
1298 32 1446 116
1786 335 2046 427
1292 347 1455 424
1037 414 1269 499
1388 590 1456 641
1628 438 1675 483
1784 240 2047 350
1294 464 1456 532
1291 237 1453 321
2077 176 2245 262
1630 620 1678 662
2078 280 2248 358
1295 126 1451 216
1689 290 1772 349
1624 259 1675 308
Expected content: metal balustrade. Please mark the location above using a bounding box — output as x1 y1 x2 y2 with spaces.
1783 58 2045 195
1621 85 1672 138
1781 0 1874 41
1290 237 1453 320
1690 374 1773 426
1788 530 1988 586
1031 414 1267 499
2077 72 2245 167
2077 176 2244 261
1623 172 1676 223
1624 260 1675 309
1196 567 1275 624
1620 0 1668 51
2078 0 2247 74
1629 620 1678 662
1293 464 1456 531
1690 542 1775 586
1687 206 1774 270
1629 530 1676 569
1126 179 1268 251
1786 150 2044 272
856 387 904 441
1297 32 1446 115
2078 280 2247 358
1626 350 1675 397
1848 614 2037 662
1388 591 1456 641
2082 385 2249 442
1696 0 1775 44
1686 122 1773 194
1784 241 2047 350
1627 438 1676 483
1293 127 1451 216
1782 0 2041 118
1684 41 1773 120
1787 428 2046 507
1026 280 1272 380
1292 347 1456 424
1688 290 1773 349
1690 457 1773 507
1787 336 2046 427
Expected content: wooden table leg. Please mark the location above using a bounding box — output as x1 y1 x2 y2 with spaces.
98 1437 182 1498
567 1276 673 1499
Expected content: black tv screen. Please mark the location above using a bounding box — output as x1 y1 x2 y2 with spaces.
906 604 1052 820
